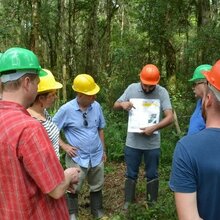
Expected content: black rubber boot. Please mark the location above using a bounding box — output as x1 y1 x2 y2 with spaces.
146 178 159 206
66 193 78 220
90 190 104 219
124 178 136 210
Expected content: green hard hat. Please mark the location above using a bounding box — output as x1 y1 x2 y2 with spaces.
0 47 41 73
189 64 212 82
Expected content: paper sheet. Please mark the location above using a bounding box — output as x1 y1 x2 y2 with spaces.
128 98 160 133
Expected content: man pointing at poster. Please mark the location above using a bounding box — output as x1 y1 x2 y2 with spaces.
113 64 173 208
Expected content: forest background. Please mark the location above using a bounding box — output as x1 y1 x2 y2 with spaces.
1 0 219 219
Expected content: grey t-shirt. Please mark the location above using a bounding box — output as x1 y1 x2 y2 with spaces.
117 83 172 150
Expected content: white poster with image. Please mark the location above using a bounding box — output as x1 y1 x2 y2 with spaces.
128 98 160 133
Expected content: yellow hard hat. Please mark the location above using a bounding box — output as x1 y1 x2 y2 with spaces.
72 74 100 95
38 69 63 93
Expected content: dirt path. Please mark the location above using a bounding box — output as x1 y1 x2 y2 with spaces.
78 162 146 219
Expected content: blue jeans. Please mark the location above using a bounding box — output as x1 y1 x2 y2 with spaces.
124 146 160 182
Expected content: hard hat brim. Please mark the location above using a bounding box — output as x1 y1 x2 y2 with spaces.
39 69 48 77
140 77 160 85
202 70 218 89
202 70 210 82
188 77 206 82
38 82 63 93
1 69 41 83
72 84 100 95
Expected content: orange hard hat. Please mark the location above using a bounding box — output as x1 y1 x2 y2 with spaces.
203 60 220 90
140 64 160 85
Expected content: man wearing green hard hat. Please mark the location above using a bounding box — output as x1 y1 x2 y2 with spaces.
0 47 80 219
0 47 47 103
0 47 44 83
187 64 212 135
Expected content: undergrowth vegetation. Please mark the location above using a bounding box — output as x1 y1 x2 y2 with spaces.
57 79 193 219
102 124 180 220
58 103 190 219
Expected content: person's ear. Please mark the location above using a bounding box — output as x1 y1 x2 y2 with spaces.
205 93 212 107
39 94 47 103
21 76 31 91
38 95 45 107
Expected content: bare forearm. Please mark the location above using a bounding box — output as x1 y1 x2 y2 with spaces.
154 111 173 130
113 101 123 110
48 179 70 199
48 168 80 199
175 192 203 220
59 138 68 151
113 101 136 111
59 138 77 157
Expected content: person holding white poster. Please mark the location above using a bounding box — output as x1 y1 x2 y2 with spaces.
113 64 173 208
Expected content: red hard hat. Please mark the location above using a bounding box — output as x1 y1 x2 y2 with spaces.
203 60 220 90
140 64 160 85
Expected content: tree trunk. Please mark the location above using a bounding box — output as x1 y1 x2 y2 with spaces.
85 0 99 76
196 0 211 62
30 0 41 56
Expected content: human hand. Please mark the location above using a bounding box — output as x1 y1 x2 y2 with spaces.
66 185 76 194
102 152 107 162
64 167 80 185
121 101 135 111
140 125 157 136
64 144 78 157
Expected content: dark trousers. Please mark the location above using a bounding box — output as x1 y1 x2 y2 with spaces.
124 146 160 181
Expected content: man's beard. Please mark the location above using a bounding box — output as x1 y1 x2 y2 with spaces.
141 86 156 95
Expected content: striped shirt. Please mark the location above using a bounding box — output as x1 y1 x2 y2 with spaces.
37 110 60 159
0 101 69 220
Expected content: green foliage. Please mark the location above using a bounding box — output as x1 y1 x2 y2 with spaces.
125 199 177 220
103 125 179 219
187 24 220 64
160 126 180 166
170 90 193 135
0 0 215 218
108 178 177 220
103 105 127 161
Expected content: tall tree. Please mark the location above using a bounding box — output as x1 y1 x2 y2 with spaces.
84 0 99 75
30 0 41 54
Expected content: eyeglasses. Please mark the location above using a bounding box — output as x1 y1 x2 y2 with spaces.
82 112 88 127
194 82 205 86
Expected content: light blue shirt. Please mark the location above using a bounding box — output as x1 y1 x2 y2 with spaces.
53 98 106 168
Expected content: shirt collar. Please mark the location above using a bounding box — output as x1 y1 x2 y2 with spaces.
72 98 93 111
0 100 30 115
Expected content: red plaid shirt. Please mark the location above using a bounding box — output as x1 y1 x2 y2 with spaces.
0 101 69 220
